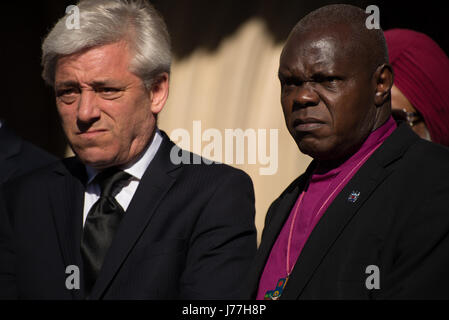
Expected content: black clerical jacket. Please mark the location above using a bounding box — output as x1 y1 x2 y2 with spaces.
247 123 449 299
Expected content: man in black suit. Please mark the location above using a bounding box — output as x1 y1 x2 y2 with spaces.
0 121 56 184
0 0 256 299
247 4 449 300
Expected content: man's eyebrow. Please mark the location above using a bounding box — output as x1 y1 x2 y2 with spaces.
89 80 122 87
311 71 329 79
55 80 124 90
55 81 79 89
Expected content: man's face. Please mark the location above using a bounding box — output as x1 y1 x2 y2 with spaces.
55 41 161 169
279 27 377 161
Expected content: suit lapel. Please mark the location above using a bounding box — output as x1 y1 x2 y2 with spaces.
90 134 182 299
247 165 315 298
281 124 419 299
49 158 86 300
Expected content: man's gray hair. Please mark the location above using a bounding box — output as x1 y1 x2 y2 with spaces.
41 0 171 89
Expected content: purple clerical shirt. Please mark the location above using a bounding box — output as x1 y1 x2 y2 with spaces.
256 116 397 300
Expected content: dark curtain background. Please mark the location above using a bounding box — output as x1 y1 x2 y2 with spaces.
1 0 446 157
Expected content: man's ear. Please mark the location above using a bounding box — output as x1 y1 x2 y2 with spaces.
149 72 169 114
373 63 394 106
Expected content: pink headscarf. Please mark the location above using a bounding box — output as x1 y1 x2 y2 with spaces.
385 29 449 146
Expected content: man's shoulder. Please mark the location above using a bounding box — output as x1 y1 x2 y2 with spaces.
0 125 58 183
394 139 449 201
380 124 449 175
176 149 254 186
161 136 253 184
2 157 77 195
18 140 57 167
400 138 449 178
407 138 449 163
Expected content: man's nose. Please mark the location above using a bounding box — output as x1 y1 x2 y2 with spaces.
77 90 100 123
292 83 320 110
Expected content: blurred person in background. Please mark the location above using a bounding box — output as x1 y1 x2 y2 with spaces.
386 28 449 146
0 120 56 184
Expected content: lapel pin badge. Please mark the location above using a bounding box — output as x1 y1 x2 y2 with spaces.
348 190 361 203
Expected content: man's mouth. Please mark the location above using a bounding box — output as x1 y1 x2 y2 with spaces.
293 118 325 132
77 129 108 138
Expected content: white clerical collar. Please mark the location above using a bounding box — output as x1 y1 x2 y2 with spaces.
85 128 163 184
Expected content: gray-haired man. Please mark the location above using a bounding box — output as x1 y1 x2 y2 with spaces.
0 0 256 299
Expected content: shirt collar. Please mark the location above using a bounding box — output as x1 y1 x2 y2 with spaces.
85 128 163 184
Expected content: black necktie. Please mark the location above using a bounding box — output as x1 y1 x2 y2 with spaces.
81 167 131 295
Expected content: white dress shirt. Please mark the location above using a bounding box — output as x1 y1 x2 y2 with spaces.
82 129 163 226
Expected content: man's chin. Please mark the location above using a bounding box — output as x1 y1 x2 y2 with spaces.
296 138 334 161
297 139 357 167
73 149 117 169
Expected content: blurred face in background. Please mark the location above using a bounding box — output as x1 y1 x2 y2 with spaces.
390 84 431 141
54 41 168 169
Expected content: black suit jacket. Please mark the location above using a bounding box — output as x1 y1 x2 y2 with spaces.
0 131 256 299
247 124 449 299
0 124 56 184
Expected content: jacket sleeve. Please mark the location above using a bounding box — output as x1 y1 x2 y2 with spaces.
178 168 257 299
377 180 449 299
